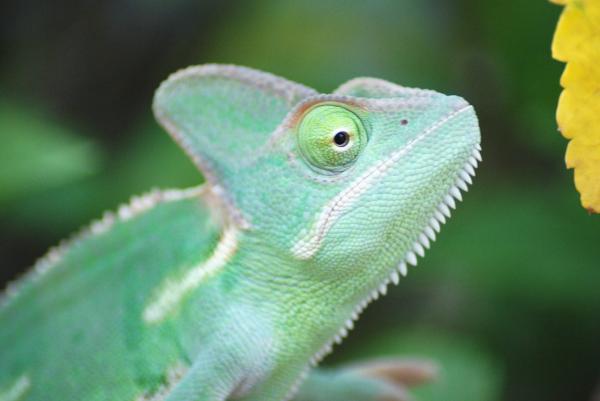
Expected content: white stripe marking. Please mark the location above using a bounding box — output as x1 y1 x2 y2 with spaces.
291 106 472 259
143 226 239 324
0 375 30 401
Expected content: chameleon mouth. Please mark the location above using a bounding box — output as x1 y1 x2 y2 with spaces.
307 138 482 367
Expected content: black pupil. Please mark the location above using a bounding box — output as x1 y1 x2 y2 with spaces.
333 131 350 147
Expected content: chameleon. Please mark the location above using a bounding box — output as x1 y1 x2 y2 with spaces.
0 64 481 401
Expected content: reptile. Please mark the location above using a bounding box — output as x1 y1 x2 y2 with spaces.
0 64 481 401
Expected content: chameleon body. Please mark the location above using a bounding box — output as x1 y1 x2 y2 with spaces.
0 65 481 401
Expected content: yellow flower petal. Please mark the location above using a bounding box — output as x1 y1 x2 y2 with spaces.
557 81 600 144
551 0 600 213
565 139 600 212
552 3 595 62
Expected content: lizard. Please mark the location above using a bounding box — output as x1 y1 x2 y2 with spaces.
0 64 481 401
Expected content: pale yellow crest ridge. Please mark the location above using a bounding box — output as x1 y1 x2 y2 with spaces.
143 225 240 324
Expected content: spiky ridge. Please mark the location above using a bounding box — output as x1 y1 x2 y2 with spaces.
0 186 206 311
284 143 482 401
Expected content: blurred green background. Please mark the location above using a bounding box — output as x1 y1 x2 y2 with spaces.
1 1 598 400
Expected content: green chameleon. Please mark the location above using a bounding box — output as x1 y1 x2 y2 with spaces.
0 64 481 401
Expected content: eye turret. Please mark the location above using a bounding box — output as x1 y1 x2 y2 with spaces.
297 105 367 172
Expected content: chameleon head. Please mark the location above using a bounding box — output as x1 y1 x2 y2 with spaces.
153 66 480 299
241 89 481 290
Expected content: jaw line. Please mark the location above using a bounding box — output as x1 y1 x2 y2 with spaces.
291 105 474 260
305 133 481 372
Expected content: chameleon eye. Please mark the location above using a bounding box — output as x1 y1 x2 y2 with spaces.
297 105 367 172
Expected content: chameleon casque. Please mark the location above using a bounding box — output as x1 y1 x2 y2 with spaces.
0 64 481 401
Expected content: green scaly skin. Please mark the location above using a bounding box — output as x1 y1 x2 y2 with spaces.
0 64 481 401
